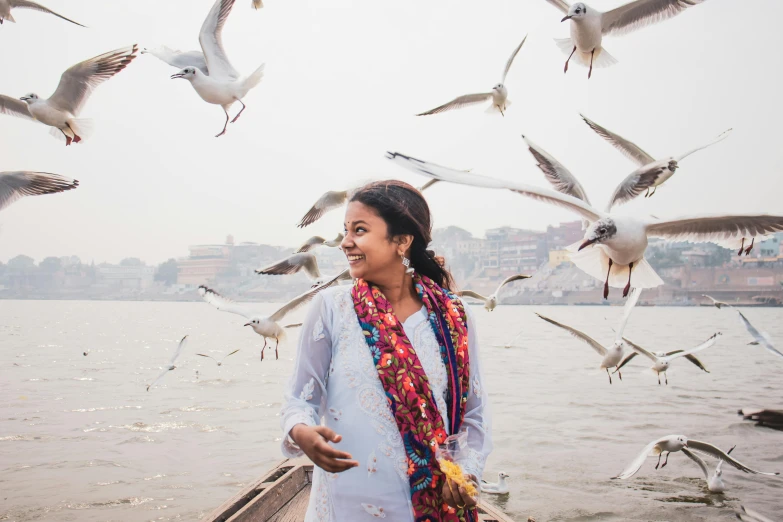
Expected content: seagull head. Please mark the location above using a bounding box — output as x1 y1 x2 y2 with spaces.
499 472 510 479
244 318 260 328
667 159 679 172
19 93 39 104
676 435 689 449
562 3 587 22
171 67 197 81
579 218 617 250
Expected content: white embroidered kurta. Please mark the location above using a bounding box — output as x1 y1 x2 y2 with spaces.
280 286 492 522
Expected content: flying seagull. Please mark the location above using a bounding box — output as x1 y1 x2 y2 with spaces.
296 233 344 253
701 294 729 309
683 444 736 493
147 335 189 391
545 0 709 78
536 287 641 384
620 333 719 385
0 0 84 27
458 274 531 311
196 349 240 366
736 310 783 360
198 271 347 360
612 434 779 480
255 252 351 287
0 45 138 145
0 171 78 212
386 151 783 299
417 35 527 117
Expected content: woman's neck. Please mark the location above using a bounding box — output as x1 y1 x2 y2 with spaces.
375 274 421 321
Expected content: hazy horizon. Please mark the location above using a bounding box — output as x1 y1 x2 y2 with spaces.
1 0 781 265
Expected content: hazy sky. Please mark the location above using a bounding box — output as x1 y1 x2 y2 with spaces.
1 0 781 265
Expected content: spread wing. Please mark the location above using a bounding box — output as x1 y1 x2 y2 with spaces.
0 94 34 121
615 288 641 344
614 351 638 372
544 0 571 14
221 349 241 362
646 215 783 245
9 0 84 27
523 135 591 205
297 190 349 228
663 333 719 363
146 368 171 391
255 253 321 280
0 171 79 212
457 290 489 302
296 236 326 253
386 151 604 223
419 179 440 192
141 46 209 74
495 274 531 295
269 269 348 322
622 337 659 363
501 35 527 83
416 93 493 116
169 335 189 365
199 0 240 81
681 448 710 480
737 311 783 359
687 440 780 476
198 285 254 319
612 437 669 480
536 313 607 356
580 114 655 167
48 45 138 116
196 353 218 363
606 164 668 212
602 0 707 36
675 128 732 162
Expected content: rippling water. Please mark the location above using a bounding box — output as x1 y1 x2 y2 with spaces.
1 300 782 521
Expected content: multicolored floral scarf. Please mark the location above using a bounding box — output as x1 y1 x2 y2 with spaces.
353 274 475 522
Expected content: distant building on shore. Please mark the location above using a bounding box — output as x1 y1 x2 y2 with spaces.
177 235 234 286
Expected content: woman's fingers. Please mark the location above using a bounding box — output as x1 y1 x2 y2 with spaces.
315 454 359 473
316 440 354 461
312 425 340 443
457 485 477 507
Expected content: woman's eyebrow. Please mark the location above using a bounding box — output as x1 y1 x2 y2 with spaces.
345 220 370 227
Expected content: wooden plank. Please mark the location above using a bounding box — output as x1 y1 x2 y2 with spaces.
272 483 311 522
477 499 517 522
226 466 310 522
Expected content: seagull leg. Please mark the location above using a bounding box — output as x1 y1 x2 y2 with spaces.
665 373 668 386
644 187 650 198
275 338 280 360
65 123 81 144
65 136 73 146
738 238 745 256
617 367 622 381
661 452 670 468
657 372 661 385
603 259 613 300
744 238 755 256
231 99 246 123
260 338 268 361
588 49 595 79
623 262 633 298
649 186 657 197
216 107 230 138
655 452 663 469
564 46 576 74
606 367 612 385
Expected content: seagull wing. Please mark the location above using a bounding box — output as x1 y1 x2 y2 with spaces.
386 152 605 223
580 114 655 167
196 353 218 363
605 164 668 212
716 445 736 473
612 438 667 480
141 47 209 74
687 440 780 476
297 190 349 228
622 337 659 363
169 335 189 365
646 215 783 245
416 93 493 116
0 94 34 121
501 35 527 83
457 290 489 302
0 171 79 212
419 179 440 192
615 287 641 344
198 285 254 319
676 353 709 372
675 128 732 162
199 0 240 81
536 313 607 356
147 368 171 391
220 349 241 362
614 351 638 372
269 269 348 322
296 236 326 253
602 0 707 36
544 0 571 14
9 0 84 26
737 311 783 359
252 0 263 8
738 506 776 522
495 274 531 295
256 253 321 280
523 135 591 205
48 45 138 116
663 333 719 363
681 448 710 480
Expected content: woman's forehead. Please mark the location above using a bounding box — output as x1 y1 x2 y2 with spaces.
344 201 382 224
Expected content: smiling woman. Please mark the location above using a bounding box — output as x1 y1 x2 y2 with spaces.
280 180 492 522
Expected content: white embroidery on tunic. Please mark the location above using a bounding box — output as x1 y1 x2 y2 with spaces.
367 450 377 477
300 377 315 401
413 320 450 429
313 468 333 521
361 503 386 518
472 374 482 398
313 318 326 342
329 407 342 421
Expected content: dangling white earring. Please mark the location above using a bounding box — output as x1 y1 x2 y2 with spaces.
401 254 414 275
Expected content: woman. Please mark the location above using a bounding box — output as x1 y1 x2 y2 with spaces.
281 180 492 521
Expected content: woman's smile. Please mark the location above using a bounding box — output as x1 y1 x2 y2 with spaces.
346 253 365 264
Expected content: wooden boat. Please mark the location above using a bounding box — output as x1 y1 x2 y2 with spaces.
201 458 518 522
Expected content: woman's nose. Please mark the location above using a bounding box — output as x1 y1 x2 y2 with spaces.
340 234 352 250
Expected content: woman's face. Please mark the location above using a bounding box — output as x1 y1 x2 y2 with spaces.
342 201 408 283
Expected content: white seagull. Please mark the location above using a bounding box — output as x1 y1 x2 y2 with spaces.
196 349 240 366
296 233 344 253
683 444 735 493
612 434 779 480
0 45 138 145
736 310 783 360
581 114 731 203
147 335 189 392
545 0 709 78
0 0 84 26
0 171 78 212
252 0 263 8
480 472 510 495
417 35 527 117
386 151 783 299
701 294 729 309
737 506 776 522
146 0 265 137
458 274 531 311
198 271 346 360
620 333 719 385
255 252 351 287
536 287 641 384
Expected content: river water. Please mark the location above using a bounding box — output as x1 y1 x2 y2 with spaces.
1 300 781 521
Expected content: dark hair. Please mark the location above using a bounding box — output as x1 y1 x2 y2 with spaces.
350 180 454 290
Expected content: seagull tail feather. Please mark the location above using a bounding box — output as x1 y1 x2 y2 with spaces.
69 118 95 142
243 64 266 91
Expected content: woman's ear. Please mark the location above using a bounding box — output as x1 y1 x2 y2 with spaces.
394 234 414 256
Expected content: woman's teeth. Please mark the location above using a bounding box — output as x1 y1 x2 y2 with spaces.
347 255 364 261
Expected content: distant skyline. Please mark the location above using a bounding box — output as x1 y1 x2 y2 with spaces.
1 0 781 264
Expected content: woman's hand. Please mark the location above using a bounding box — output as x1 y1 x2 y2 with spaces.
442 473 478 510
290 424 359 473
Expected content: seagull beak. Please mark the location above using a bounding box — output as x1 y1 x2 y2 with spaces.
561 15 572 22
243 323 251 327
19 96 29 101
170 73 184 79
578 238 596 251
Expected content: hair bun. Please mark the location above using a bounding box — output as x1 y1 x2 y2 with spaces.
426 249 446 268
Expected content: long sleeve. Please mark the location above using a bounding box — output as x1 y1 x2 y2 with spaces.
280 292 333 458
455 306 492 482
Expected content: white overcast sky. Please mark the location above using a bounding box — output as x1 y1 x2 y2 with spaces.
1 0 781 264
